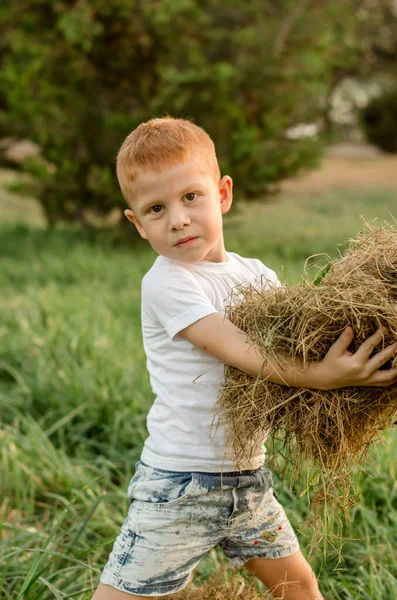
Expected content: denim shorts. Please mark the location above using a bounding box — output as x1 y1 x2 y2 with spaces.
100 460 299 597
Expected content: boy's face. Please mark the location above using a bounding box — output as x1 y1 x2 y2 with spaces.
124 160 233 263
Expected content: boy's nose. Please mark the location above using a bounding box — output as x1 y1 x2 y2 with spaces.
169 209 191 230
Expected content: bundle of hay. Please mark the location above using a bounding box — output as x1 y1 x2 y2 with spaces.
168 574 267 599
216 222 397 512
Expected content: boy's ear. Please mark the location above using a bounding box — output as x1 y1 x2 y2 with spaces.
219 175 233 215
124 209 148 240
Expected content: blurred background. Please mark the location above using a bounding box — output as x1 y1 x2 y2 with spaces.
1 2 397 599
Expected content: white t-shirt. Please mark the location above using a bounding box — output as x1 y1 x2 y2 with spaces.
140 251 280 473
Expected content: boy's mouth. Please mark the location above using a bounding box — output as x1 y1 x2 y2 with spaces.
174 237 198 247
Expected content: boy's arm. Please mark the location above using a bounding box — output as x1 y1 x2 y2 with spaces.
178 313 397 391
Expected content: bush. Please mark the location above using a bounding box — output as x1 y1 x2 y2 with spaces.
360 88 397 153
0 1 346 226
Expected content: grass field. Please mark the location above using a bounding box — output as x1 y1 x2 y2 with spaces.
1 171 396 599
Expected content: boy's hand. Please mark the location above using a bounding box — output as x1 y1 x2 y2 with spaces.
315 326 397 390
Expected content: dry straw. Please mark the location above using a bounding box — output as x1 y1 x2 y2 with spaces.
167 573 271 599
215 221 397 524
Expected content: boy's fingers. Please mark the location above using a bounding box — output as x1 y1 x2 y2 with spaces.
365 367 397 387
327 326 354 357
355 327 387 361
367 341 397 372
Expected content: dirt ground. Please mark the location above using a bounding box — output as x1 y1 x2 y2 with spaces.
280 142 397 194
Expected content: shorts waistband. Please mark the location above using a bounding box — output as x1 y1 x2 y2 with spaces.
139 460 260 477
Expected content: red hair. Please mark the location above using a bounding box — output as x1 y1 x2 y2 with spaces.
116 117 220 204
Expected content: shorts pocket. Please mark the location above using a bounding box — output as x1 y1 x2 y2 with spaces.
153 473 199 508
129 470 199 509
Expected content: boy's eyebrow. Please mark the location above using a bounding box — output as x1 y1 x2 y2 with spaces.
138 182 204 212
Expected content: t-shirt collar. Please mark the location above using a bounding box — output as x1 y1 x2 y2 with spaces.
159 251 238 274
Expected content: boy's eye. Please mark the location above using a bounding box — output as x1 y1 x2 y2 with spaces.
148 194 196 213
184 193 197 202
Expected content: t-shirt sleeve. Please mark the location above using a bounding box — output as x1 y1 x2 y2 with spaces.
142 267 218 342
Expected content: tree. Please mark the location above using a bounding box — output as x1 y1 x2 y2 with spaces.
1 0 384 226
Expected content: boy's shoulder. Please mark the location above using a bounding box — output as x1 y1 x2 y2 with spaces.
229 251 265 270
141 255 199 303
142 255 188 286
230 252 280 285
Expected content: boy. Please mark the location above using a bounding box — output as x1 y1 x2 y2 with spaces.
93 117 397 600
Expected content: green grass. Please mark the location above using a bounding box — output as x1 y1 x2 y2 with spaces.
1 179 396 599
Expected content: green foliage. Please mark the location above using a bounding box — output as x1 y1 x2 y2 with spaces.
0 0 369 224
360 88 397 153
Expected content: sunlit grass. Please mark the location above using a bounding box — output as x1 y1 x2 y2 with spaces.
1 177 396 598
